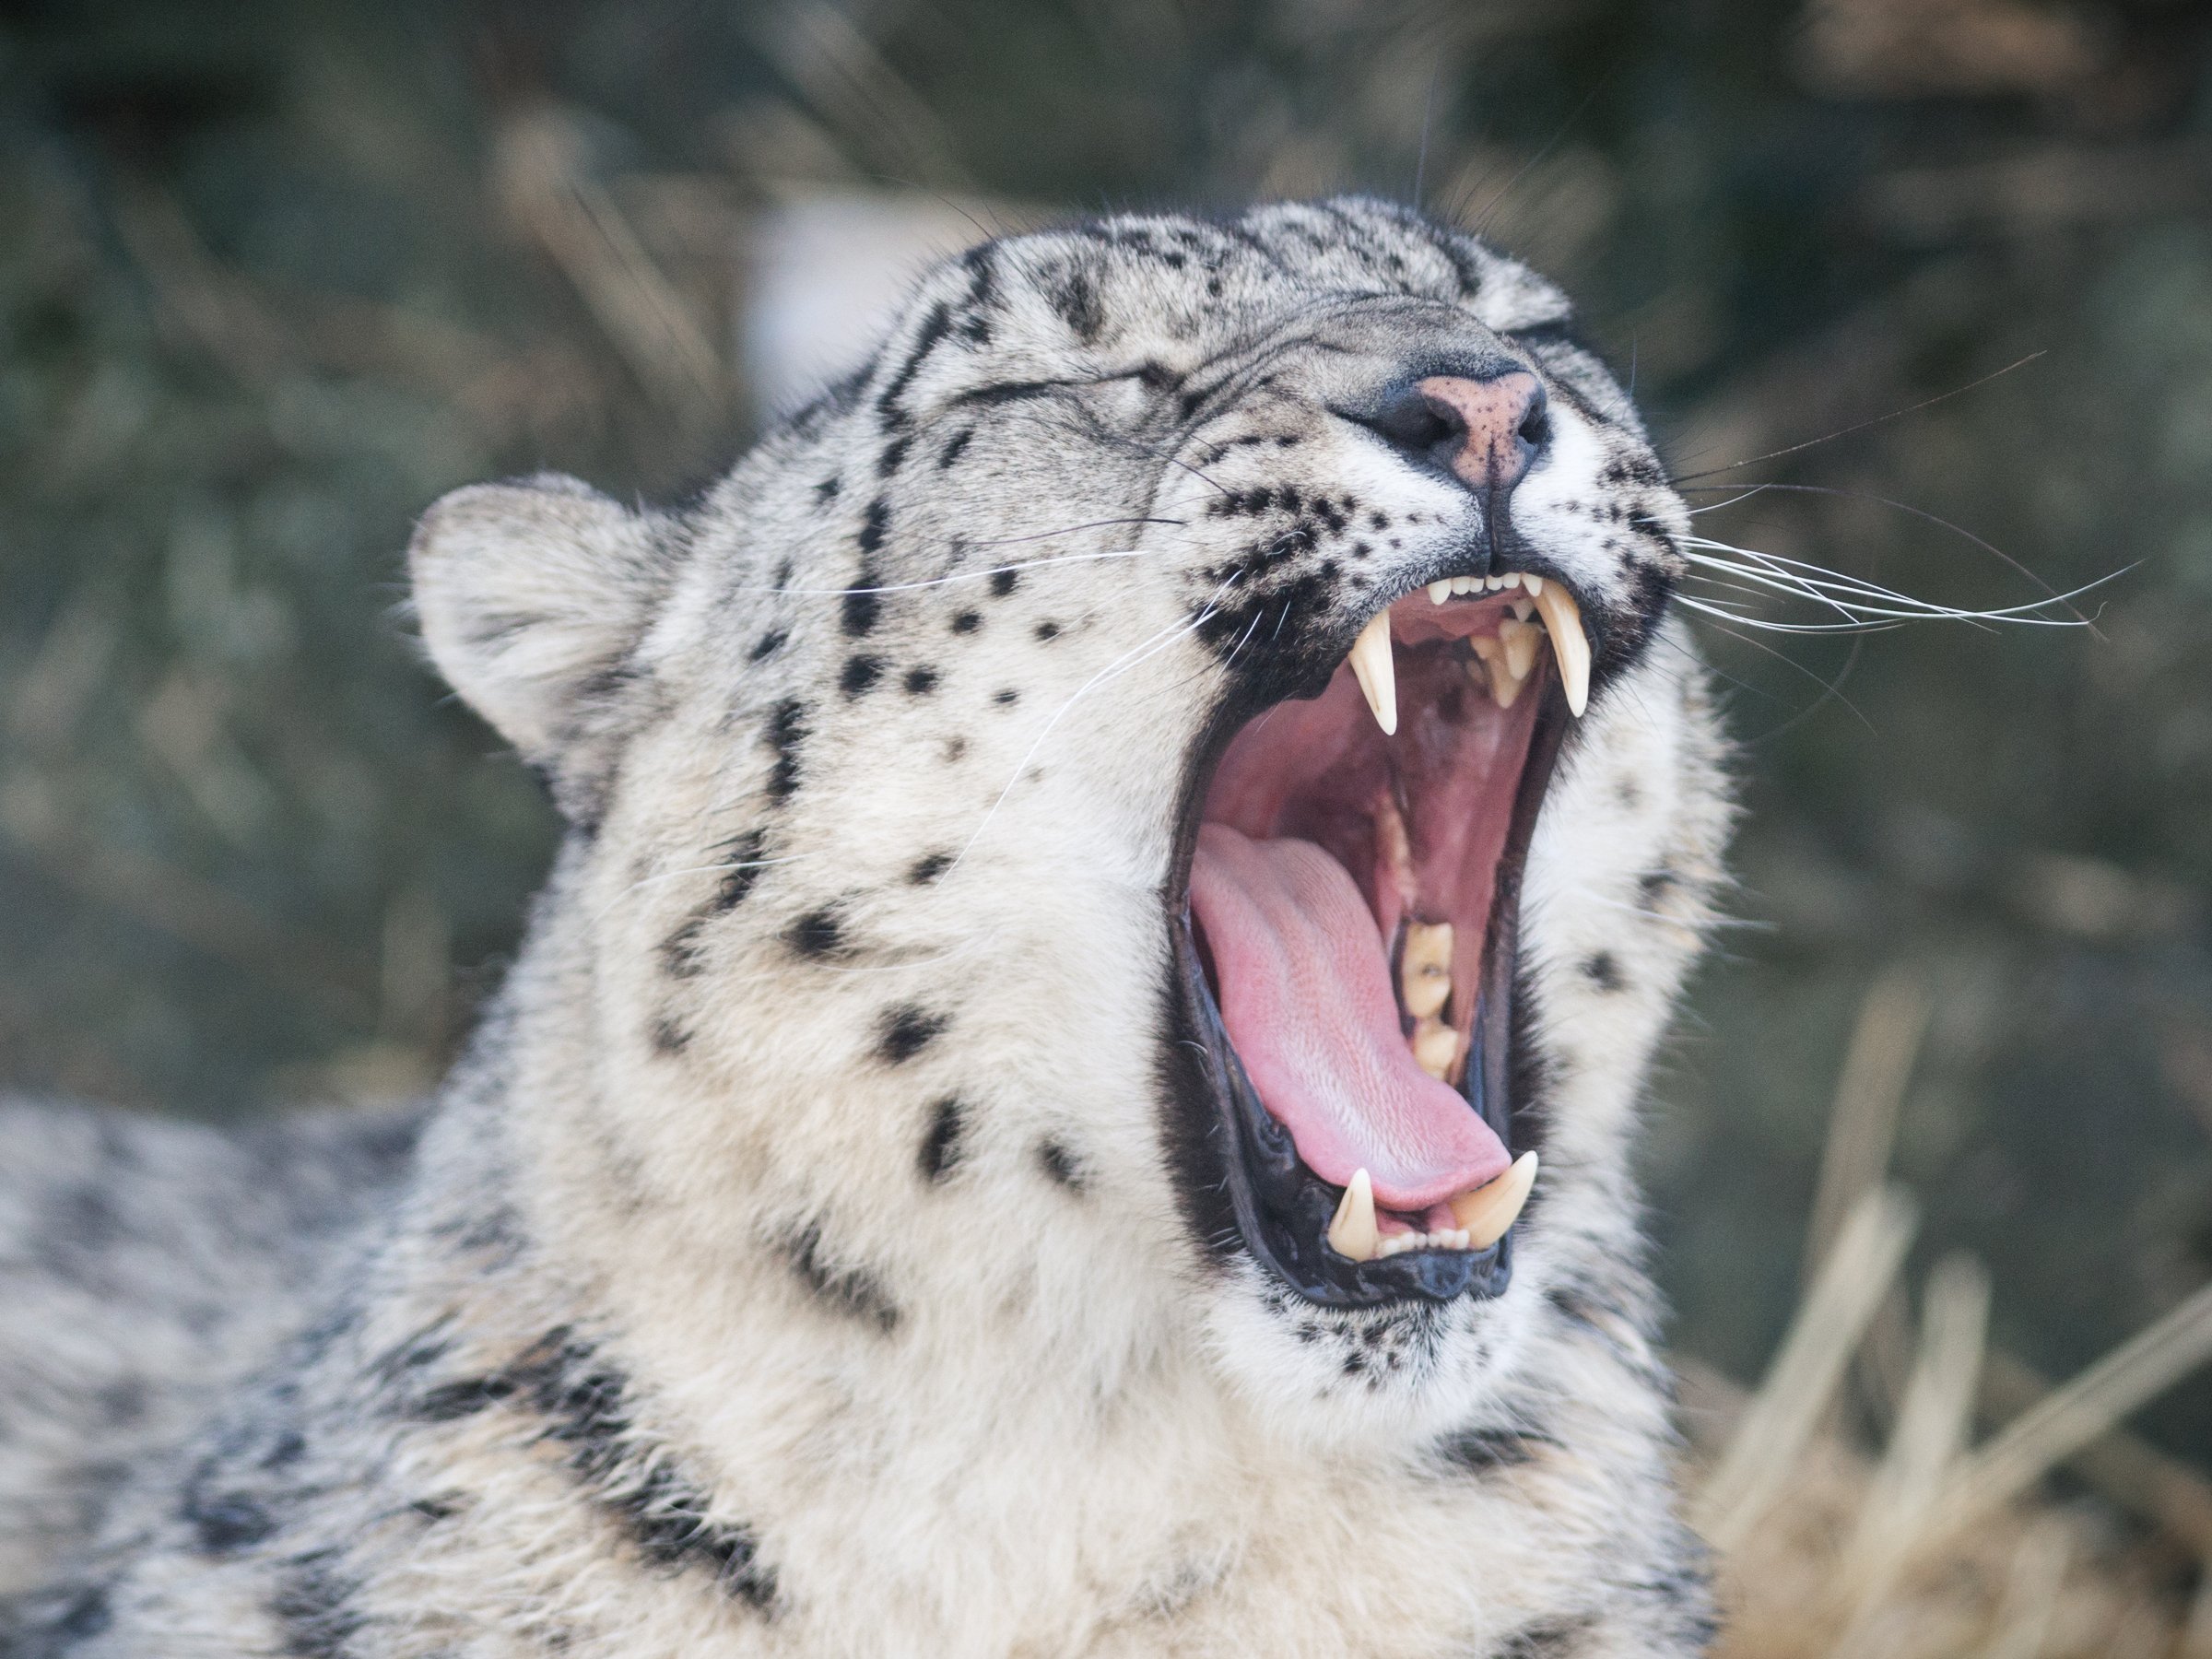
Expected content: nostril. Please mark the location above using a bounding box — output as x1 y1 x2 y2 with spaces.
1360 385 1465 458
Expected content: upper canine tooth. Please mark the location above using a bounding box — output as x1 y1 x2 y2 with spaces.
1327 1169 1380 1263
1429 581 1452 606
1497 617 1541 681
1447 1150 1538 1249
1347 612 1397 735
1522 574 1545 595
1399 922 1453 1020
1530 583 1591 717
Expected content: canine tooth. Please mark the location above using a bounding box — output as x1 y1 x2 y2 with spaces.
1429 581 1452 606
1447 1151 1539 1250
1327 1169 1380 1263
1399 922 1453 1021
1347 613 1396 735
1510 595 1535 622
1498 618 1541 682
1412 1018 1458 1080
1530 583 1591 717
1523 573 1545 595
1468 635 1525 710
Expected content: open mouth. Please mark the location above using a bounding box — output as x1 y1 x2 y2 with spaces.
1171 572 1589 1308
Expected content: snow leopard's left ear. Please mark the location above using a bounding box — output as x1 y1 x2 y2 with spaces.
410 473 671 823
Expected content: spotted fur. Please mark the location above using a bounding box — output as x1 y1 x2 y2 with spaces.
0 198 1732 1656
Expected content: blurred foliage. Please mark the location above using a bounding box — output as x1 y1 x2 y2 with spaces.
5 0 2212 1472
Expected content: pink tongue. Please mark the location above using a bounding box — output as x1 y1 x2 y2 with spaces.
1190 823 1509 1212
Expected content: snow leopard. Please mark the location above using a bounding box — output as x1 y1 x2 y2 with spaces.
1 196 1732 1656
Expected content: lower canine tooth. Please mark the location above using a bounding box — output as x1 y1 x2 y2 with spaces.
1327 1168 1379 1263
1399 922 1453 1020
1467 636 1526 709
1346 613 1397 735
1447 1150 1539 1249
1498 617 1541 681
1530 583 1591 717
1411 1018 1458 1080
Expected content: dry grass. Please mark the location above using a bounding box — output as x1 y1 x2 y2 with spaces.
1684 975 2212 1659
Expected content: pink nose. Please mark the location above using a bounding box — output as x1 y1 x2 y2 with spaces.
1413 371 1546 494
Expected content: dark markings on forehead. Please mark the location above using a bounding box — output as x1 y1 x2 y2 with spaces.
919 1097 964 1181
843 500 891 637
875 299 954 432
990 568 1019 597
952 610 982 634
904 665 938 694
1052 262 1104 342
814 475 841 504
878 1003 948 1063
993 688 1019 706
749 629 786 662
841 654 884 698
877 436 910 478
784 905 846 959
765 700 807 803
937 427 974 469
908 851 950 885
1033 620 1060 641
778 1219 900 1334
649 1015 690 1055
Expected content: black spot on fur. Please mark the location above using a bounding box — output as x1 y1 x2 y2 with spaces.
990 568 1018 597
185 1485 278 1553
269 1548 365 1659
1437 1424 1558 1473
878 1004 947 1064
877 436 910 477
412 1376 518 1422
813 476 841 504
778 1220 901 1333
903 665 938 694
714 828 770 910
1037 1139 1087 1194
908 851 951 885
994 688 1019 706
875 299 954 428
38 1583 112 1646
1052 265 1103 340
765 700 806 802
1637 866 1677 905
748 629 786 663
1581 951 1626 993
501 1331 779 1609
840 654 885 697
951 610 982 634
650 1016 690 1055
918 1097 964 1181
841 586 879 637
1498 1617 1597 1658
943 735 967 762
784 905 845 959
936 427 974 469
1033 620 1060 641
660 912 710 979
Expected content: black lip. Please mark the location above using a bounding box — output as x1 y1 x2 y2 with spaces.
1159 650 1573 1311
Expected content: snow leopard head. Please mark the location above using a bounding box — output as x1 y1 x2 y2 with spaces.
410 197 1730 1449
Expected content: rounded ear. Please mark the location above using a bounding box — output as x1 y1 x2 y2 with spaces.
409 474 671 820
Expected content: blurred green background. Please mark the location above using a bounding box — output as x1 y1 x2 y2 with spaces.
5 0 2211 1490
